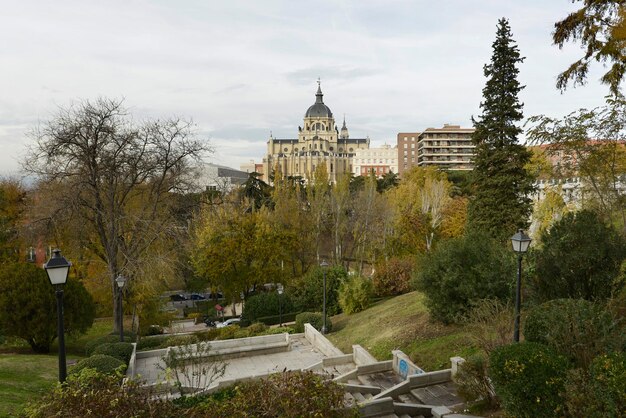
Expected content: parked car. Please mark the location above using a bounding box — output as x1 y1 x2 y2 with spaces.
216 318 241 328
190 293 206 300
169 293 187 301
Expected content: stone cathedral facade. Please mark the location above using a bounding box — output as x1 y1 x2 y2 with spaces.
262 82 369 183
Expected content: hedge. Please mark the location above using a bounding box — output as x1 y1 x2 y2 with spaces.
255 312 299 326
69 354 126 376
92 342 134 364
85 335 131 356
294 312 332 333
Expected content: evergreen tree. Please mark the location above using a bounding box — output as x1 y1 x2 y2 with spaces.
468 18 535 240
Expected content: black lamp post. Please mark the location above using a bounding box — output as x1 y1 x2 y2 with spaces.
115 275 127 342
511 229 531 343
320 260 329 334
44 249 72 383
277 284 284 327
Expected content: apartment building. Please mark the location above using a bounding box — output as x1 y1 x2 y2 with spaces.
353 144 398 178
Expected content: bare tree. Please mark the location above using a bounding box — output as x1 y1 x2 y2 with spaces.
24 98 211 333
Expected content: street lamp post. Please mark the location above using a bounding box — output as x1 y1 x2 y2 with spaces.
115 275 127 342
277 284 284 327
320 260 329 334
44 249 72 383
511 229 531 343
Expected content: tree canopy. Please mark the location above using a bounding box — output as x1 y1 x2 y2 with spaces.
553 0 626 95
468 18 535 240
23 98 210 333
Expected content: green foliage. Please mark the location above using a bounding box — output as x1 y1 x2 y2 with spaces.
241 291 294 323
563 352 626 417
136 335 169 351
69 354 126 377
531 210 626 302
413 230 516 323
85 334 130 356
92 342 134 364
295 312 332 333
259 326 295 335
165 334 199 347
468 18 535 240
489 342 569 418
24 369 177 418
255 311 299 326
190 371 357 417
372 257 414 297
0 262 95 353
524 298 623 368
553 0 626 96
454 354 496 407
291 265 347 316
338 275 373 314
246 322 268 334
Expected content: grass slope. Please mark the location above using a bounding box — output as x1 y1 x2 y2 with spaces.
327 291 478 371
0 318 116 417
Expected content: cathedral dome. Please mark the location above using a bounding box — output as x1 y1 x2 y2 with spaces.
305 83 333 118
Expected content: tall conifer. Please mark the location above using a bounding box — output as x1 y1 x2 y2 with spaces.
468 18 535 240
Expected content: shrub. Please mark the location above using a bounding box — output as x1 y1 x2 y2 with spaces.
291 265 347 316
136 335 169 351
195 328 222 342
242 291 294 323
85 335 130 356
461 298 514 354
260 326 295 335
454 354 496 407
563 352 626 417
92 342 134 364
189 371 357 417
294 312 332 333
524 298 622 368
413 230 516 323
233 329 251 339
373 257 414 297
338 275 373 314
24 369 177 418
69 354 126 376
145 324 164 336
246 322 268 334
255 312 299 326
165 334 198 347
489 342 569 418
0 262 96 353
530 209 626 302
217 325 239 340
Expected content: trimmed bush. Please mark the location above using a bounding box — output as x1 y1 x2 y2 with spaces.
241 292 295 323
92 342 134 364
524 298 622 368
260 326 295 335
291 266 347 316
489 342 569 418
294 312 332 333
338 275 373 314
136 335 168 351
246 322 268 334
256 312 299 326
69 354 126 376
85 335 130 356
165 334 198 347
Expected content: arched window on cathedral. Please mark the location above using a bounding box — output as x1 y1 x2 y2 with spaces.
314 144 317 150
330 163 333 172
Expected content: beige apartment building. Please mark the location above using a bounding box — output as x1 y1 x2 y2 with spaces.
262 82 369 183
352 144 398 178
397 124 475 175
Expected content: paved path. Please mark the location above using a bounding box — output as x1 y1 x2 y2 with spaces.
134 335 326 387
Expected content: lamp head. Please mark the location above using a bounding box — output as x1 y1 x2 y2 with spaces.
115 275 127 289
44 249 71 286
511 229 532 254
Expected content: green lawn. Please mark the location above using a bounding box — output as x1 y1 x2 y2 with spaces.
327 291 478 371
0 317 118 417
0 354 61 417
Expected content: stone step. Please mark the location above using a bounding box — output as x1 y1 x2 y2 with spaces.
397 393 420 404
353 392 366 403
347 379 361 385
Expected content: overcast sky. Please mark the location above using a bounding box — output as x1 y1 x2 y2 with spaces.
0 0 613 176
